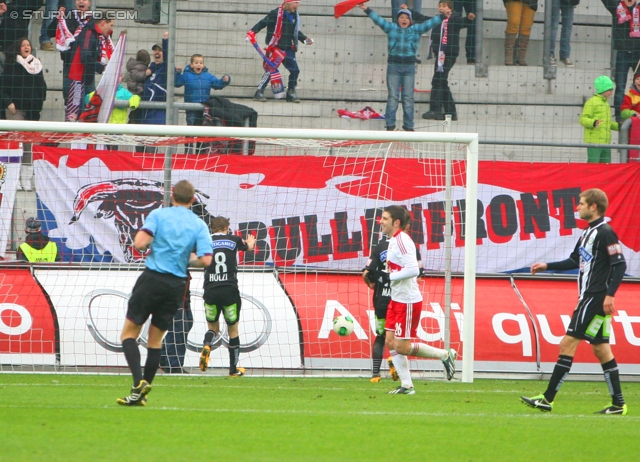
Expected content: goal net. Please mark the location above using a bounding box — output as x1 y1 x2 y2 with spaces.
0 121 478 382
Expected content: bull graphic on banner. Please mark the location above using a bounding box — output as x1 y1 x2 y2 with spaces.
69 178 213 263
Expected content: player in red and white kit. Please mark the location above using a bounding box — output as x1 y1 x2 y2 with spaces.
367 205 457 394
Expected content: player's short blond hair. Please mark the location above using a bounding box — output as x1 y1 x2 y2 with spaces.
580 188 608 215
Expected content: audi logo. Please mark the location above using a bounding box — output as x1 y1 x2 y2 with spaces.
83 289 272 353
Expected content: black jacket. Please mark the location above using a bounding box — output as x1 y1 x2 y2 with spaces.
0 0 43 52
0 56 47 118
203 96 258 155
205 96 258 127
601 0 640 52
412 11 473 59
251 7 308 51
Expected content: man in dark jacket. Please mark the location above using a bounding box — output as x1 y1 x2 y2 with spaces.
47 0 92 104
142 33 168 126
65 15 113 121
416 0 474 121
601 0 640 122
247 0 313 103
16 217 61 262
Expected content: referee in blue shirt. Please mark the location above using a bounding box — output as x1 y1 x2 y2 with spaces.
117 180 213 406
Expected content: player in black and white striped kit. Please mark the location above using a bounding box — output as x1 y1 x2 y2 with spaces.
363 235 392 383
199 216 256 376
522 188 628 415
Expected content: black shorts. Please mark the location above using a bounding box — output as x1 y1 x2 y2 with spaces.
566 292 611 344
127 269 187 331
203 285 242 325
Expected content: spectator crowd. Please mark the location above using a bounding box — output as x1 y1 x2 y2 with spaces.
1 0 640 162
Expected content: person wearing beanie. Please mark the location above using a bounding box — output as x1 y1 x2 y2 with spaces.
248 0 314 103
359 3 443 131
391 0 422 24
16 218 61 262
579 76 619 163
620 72 640 120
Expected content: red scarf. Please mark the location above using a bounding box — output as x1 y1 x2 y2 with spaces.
437 18 449 72
267 3 300 53
617 3 640 37
99 34 114 66
268 6 286 53
55 11 91 51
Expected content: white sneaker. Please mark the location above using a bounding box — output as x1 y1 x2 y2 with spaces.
560 58 574 67
549 55 557 65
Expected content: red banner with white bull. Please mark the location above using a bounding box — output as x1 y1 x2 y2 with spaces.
32 147 640 276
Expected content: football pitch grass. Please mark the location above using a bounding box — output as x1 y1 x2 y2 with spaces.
1 374 638 461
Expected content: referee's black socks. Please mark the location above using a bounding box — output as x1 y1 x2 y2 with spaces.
143 348 162 384
122 338 143 385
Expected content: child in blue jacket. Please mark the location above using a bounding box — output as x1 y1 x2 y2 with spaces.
360 4 442 131
175 54 231 127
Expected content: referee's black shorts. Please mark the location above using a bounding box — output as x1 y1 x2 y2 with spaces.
127 269 187 331
566 292 611 344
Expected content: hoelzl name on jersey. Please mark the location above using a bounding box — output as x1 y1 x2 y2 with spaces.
213 240 237 250
209 273 229 282
579 246 593 263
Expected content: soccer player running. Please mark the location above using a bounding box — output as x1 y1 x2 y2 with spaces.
199 217 256 376
521 188 628 415
117 180 213 406
363 213 423 383
366 205 456 394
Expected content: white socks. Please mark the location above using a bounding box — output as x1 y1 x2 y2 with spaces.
410 342 448 361
391 352 413 389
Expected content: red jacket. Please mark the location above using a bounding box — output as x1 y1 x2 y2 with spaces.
621 85 640 120
68 20 105 85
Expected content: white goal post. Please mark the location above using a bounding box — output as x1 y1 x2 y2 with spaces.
0 120 478 383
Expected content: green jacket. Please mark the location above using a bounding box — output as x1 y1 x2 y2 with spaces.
579 94 619 144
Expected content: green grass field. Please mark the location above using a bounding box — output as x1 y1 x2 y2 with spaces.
1 374 638 461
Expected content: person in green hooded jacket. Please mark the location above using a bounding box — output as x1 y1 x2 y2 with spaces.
579 76 619 163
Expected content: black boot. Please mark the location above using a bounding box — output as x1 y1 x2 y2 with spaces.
286 88 300 103
422 111 443 120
